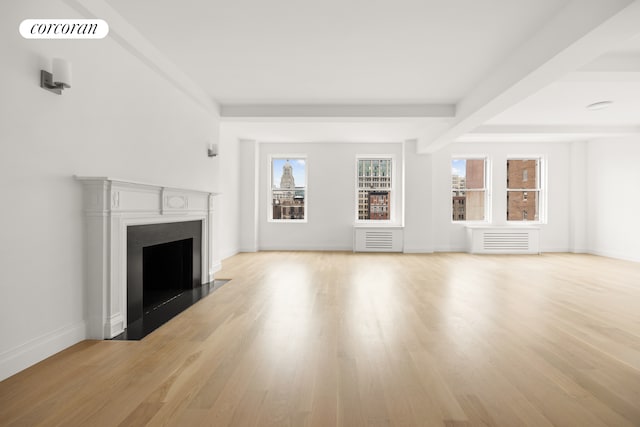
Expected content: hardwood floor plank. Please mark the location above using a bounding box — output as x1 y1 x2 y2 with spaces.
1 252 639 426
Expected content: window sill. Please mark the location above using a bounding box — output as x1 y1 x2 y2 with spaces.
452 220 490 225
465 224 541 229
353 223 403 228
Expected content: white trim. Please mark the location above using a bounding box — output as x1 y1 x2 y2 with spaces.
353 224 403 229
434 246 468 253
402 247 435 254
220 249 240 261
0 321 87 382
239 247 259 253
74 176 217 196
588 249 640 264
210 260 223 274
259 244 352 251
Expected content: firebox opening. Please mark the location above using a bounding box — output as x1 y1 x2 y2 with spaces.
142 238 193 313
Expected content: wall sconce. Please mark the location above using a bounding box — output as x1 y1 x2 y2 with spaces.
41 58 72 95
207 143 218 157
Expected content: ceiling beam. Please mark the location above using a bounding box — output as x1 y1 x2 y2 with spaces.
561 71 640 82
220 104 455 119
418 0 640 153
578 52 640 72
458 124 640 142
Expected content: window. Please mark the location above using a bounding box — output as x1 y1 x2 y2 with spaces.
270 157 306 221
451 158 487 221
357 157 392 221
507 158 542 222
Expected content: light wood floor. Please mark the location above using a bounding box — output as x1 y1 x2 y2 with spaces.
1 252 640 426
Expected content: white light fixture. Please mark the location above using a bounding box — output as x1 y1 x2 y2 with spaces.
40 58 72 95
586 101 612 111
207 143 218 157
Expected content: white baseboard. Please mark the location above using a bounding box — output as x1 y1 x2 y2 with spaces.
220 249 240 261
433 246 468 253
211 260 222 273
403 247 435 254
588 249 640 263
107 314 124 339
259 245 352 252
539 247 570 253
0 321 87 382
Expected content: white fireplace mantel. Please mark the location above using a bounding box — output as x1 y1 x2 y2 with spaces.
76 176 219 339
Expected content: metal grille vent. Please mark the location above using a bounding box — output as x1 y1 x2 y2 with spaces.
483 232 530 251
365 231 394 250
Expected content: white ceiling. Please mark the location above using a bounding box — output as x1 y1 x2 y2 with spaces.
105 0 568 104
95 0 640 148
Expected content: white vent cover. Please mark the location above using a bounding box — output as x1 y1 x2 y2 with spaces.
354 227 403 252
467 226 540 254
365 231 393 250
483 232 530 251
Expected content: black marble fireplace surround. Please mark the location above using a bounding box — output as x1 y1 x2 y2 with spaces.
125 220 202 339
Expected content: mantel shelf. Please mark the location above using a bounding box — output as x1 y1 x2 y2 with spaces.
74 175 220 196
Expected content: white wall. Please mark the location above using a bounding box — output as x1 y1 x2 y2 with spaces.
431 142 574 252
403 140 434 253
569 141 588 253
237 139 260 252
256 142 404 250
0 1 224 380
216 129 241 261
587 136 640 262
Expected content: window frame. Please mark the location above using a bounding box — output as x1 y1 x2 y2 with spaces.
355 155 396 224
506 156 546 224
450 156 491 224
268 154 308 223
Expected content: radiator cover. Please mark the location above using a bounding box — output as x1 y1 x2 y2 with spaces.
466 226 540 254
354 227 403 252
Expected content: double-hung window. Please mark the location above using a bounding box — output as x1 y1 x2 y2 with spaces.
356 157 393 221
506 158 543 222
451 158 488 222
270 157 306 221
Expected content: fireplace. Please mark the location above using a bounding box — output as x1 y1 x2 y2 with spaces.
76 176 220 339
127 221 201 328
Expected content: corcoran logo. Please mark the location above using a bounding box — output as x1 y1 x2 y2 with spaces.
19 19 109 39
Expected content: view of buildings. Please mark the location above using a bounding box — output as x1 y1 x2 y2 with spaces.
507 159 539 221
358 159 392 220
451 158 485 221
272 159 305 220
452 158 539 222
